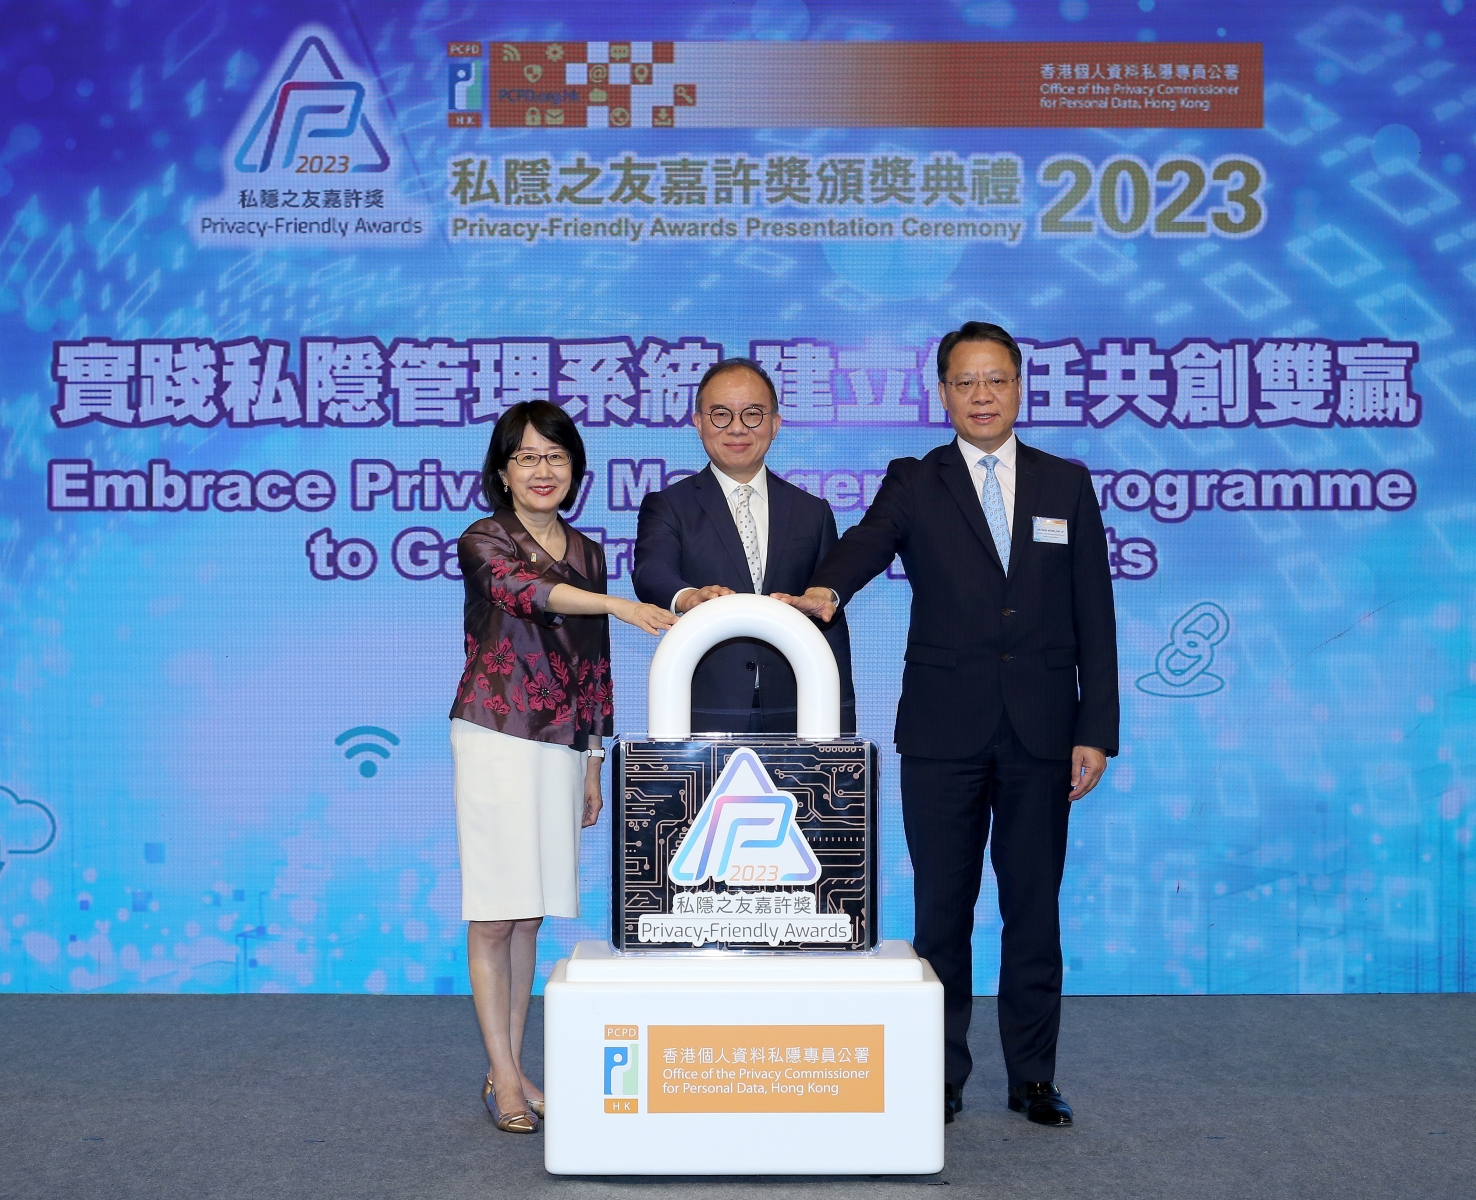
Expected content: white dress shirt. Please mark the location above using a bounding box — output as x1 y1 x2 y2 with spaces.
959 432 1017 534
670 464 770 611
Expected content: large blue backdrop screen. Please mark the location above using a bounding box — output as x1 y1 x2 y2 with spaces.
1 0 1473 996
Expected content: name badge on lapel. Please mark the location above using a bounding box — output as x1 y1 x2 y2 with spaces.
1033 516 1069 545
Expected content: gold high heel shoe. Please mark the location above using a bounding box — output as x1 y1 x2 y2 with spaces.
482 1074 538 1133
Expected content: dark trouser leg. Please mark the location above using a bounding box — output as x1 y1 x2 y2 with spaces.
988 723 1073 1086
900 750 993 1089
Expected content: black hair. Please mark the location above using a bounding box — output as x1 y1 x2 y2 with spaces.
694 356 779 411
482 400 587 512
935 321 1023 380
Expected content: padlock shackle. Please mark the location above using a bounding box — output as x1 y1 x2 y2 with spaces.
646 594 842 739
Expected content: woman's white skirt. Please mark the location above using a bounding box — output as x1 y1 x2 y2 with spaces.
450 718 586 921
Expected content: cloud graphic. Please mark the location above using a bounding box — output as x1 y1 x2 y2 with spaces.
1 785 58 870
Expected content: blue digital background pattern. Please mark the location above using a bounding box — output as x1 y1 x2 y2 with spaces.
1 0 1473 997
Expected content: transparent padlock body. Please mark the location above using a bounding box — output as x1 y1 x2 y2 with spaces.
612 734 878 953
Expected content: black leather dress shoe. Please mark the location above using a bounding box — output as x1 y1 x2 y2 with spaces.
1007 1081 1073 1126
944 1083 964 1124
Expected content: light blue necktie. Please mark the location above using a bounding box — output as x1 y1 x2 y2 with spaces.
978 454 1011 574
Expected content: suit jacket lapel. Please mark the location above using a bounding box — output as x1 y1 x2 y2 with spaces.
761 472 792 593
1008 441 1042 581
938 443 1004 574
694 466 756 590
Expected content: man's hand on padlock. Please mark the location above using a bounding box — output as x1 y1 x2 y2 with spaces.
674 585 736 613
772 586 838 624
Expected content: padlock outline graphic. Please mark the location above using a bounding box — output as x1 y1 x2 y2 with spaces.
612 594 878 954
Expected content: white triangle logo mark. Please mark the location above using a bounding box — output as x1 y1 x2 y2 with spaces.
668 748 821 887
233 29 389 175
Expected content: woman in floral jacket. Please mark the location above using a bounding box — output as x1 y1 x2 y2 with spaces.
451 400 673 1134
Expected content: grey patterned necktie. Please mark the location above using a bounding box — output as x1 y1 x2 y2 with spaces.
734 483 764 593
979 454 1011 574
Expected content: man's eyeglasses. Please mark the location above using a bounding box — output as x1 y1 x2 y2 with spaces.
698 405 775 429
508 450 572 468
944 375 1020 395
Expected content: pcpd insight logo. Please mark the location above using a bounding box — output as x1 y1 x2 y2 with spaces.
603 1025 640 1113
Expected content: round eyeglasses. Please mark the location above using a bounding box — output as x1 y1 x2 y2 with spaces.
698 405 775 429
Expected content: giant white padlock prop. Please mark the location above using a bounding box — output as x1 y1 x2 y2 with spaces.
611 594 878 952
545 595 941 1176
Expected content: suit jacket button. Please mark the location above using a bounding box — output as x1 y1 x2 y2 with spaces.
746 662 757 670
1001 608 1013 617
1000 653 1012 663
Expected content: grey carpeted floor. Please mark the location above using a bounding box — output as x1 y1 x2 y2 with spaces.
3 992 1472 1199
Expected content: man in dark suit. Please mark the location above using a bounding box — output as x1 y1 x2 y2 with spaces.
777 322 1118 1127
634 358 856 733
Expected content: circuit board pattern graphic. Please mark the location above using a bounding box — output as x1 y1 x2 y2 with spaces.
613 737 878 952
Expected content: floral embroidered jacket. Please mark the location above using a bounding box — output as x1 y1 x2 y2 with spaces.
450 510 613 751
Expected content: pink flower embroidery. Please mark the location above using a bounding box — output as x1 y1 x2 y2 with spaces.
488 585 511 612
489 558 516 580
485 637 516 675
514 567 540 582
509 684 526 713
549 652 570 686
526 671 567 712
523 651 544 669
483 695 511 715
518 587 534 615
474 673 490 692
550 704 573 727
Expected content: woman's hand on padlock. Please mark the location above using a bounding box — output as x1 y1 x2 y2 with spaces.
610 598 678 635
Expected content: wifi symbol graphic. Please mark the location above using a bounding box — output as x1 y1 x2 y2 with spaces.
336 727 401 777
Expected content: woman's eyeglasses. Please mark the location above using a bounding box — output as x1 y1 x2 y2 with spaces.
509 450 572 468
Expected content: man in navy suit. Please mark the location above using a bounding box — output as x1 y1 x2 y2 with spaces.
634 358 856 734
778 322 1119 1127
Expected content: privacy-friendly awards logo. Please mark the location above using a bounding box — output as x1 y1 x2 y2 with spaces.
668 748 820 886
194 25 428 248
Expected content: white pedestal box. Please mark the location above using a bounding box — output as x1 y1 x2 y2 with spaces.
543 940 944 1175
542 597 944 1175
